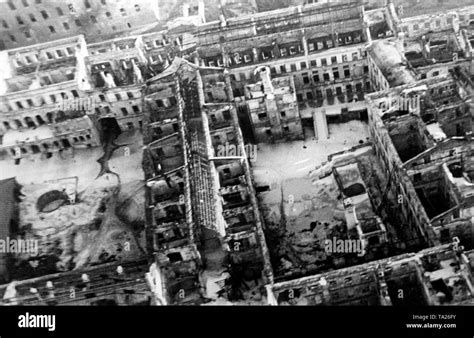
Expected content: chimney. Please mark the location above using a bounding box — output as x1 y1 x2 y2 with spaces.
396 31 405 54
450 12 460 33
257 66 274 97
182 3 190 18
198 1 206 23
219 13 227 27
421 35 430 58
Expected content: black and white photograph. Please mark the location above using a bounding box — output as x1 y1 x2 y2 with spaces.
0 0 473 335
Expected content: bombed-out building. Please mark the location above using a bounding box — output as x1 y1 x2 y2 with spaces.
238 66 303 143
1 0 474 309
194 1 375 141
85 33 168 134
142 58 273 304
332 162 388 254
220 0 258 17
368 1 474 86
0 0 160 50
0 260 152 305
268 243 474 305
0 27 190 161
366 28 474 250
0 35 101 161
396 3 474 37
141 59 202 305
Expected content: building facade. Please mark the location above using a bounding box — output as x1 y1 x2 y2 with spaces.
0 35 102 160
0 0 160 50
194 1 374 142
143 58 273 304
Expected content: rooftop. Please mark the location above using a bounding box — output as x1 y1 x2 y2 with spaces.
368 39 416 87
2 125 55 147
195 0 363 40
404 31 464 68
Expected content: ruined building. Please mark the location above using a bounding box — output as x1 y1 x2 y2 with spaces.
0 0 474 307
0 25 195 161
84 33 168 133
268 244 474 305
194 1 374 141
220 0 258 18
366 80 474 249
0 260 151 305
0 35 101 161
260 1 474 306
395 2 474 34
142 58 272 304
365 10 474 250
237 66 303 143
0 0 160 50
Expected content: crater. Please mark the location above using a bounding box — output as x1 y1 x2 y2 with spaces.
36 190 69 213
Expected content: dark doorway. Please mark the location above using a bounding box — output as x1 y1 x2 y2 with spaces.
167 252 182 263
36 115 45 125
24 117 36 128
61 139 71 148
31 145 41 153
236 105 255 143
98 117 122 144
